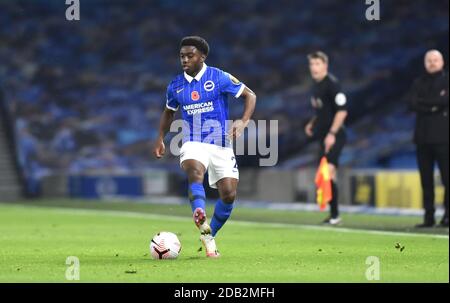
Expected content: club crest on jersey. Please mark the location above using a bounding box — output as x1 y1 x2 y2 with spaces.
191 91 200 101
204 80 215 92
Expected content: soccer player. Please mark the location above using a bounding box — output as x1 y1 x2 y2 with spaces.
153 36 257 257
304 51 348 225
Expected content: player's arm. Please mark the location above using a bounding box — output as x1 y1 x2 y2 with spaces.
324 86 348 153
408 78 438 113
154 84 179 159
153 108 176 159
305 116 317 137
219 71 257 140
424 92 449 108
324 110 347 153
412 78 448 111
229 86 257 140
329 110 348 135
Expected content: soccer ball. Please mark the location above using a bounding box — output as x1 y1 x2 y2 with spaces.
150 232 182 260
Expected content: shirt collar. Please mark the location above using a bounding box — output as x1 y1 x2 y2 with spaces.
184 63 207 83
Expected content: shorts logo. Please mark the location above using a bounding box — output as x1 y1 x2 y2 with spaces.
204 81 215 92
191 91 200 101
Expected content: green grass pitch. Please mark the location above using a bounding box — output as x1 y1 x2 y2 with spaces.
0 200 448 282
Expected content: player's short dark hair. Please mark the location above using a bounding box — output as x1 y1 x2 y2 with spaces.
180 36 210 56
307 51 329 64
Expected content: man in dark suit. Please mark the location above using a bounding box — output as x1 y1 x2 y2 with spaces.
409 49 449 228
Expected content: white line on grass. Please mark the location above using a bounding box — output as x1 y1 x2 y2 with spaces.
4 204 448 240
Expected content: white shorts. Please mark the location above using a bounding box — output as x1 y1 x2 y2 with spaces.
180 141 239 189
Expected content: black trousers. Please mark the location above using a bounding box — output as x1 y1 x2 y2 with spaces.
416 144 449 222
318 131 346 218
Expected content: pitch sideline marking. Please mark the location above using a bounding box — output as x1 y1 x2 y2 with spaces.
2 204 448 240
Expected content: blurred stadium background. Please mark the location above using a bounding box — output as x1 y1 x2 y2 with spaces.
0 0 448 215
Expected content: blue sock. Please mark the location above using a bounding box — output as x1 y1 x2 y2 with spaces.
210 199 234 237
188 183 206 213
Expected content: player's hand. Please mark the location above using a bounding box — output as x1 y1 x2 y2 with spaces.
228 119 249 140
153 139 165 159
324 133 336 154
305 122 314 137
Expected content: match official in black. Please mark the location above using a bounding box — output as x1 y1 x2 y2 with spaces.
409 49 449 228
305 51 348 225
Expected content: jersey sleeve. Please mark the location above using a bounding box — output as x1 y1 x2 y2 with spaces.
330 81 348 111
165 83 179 111
219 70 246 99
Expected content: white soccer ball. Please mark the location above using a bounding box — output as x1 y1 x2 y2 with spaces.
150 232 182 260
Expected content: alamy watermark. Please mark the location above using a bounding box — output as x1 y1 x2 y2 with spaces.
365 256 381 281
65 256 80 281
66 0 80 21
66 0 381 22
168 116 279 167
365 0 381 21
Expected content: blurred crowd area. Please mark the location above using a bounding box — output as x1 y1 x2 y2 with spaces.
0 0 448 193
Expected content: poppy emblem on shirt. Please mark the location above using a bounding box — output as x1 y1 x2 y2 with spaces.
191 91 200 101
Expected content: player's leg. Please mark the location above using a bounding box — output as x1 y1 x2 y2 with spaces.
322 131 346 225
199 146 239 258
182 158 217 257
327 164 341 223
199 177 237 258
179 142 212 233
182 159 205 208
181 159 211 234
434 144 449 227
210 177 238 237
416 144 436 227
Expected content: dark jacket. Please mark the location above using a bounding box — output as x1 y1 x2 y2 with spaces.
409 70 449 144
